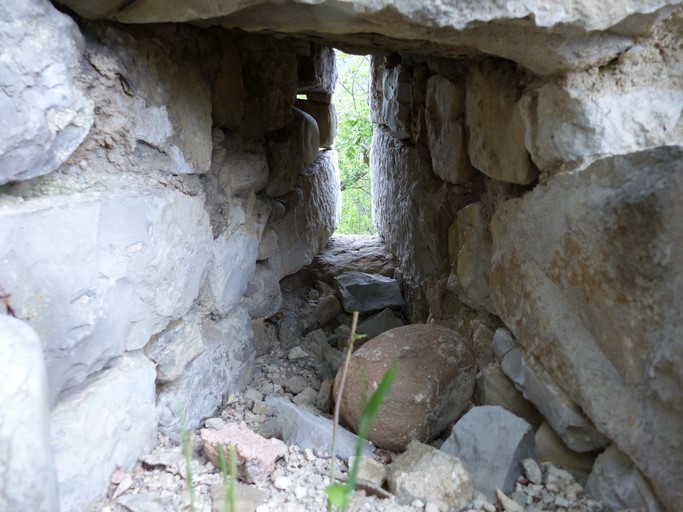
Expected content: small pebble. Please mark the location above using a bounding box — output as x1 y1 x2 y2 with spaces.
274 475 292 490
522 458 543 485
288 346 308 360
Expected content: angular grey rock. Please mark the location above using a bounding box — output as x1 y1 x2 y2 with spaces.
157 307 255 437
301 328 344 379
0 186 213 405
587 445 664 512
117 493 174 512
144 314 204 384
440 405 536 501
425 75 473 184
388 441 474 510
303 294 342 332
490 147 683 509
277 312 304 346
356 307 404 341
283 375 309 395
474 362 541 426
265 107 320 197
265 396 372 459
0 0 93 184
0 316 58 512
334 271 404 314
496 333 609 452
241 263 283 319
51 353 157 512
252 318 277 357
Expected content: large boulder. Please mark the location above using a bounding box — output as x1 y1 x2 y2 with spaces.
334 271 404 314
490 146 683 509
334 324 476 451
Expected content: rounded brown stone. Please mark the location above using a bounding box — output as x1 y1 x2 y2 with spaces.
333 324 476 451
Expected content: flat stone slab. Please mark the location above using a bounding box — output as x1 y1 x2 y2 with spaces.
333 271 404 314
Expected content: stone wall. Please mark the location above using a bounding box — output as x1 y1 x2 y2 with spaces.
370 10 682 512
0 1 339 509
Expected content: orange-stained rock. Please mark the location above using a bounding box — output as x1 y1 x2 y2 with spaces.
333 324 476 451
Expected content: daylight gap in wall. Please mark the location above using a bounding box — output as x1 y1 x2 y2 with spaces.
331 51 375 235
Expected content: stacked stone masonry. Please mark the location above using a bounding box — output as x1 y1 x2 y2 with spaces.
1 0 681 510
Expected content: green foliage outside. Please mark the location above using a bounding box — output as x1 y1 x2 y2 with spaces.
333 53 376 235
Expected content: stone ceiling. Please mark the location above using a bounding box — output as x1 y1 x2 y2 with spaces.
55 0 681 74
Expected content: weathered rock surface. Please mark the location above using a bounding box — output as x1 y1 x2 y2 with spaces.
0 186 212 404
425 75 473 184
493 328 609 452
265 396 373 459
474 362 541 426
310 234 398 284
295 99 338 148
535 422 597 480
334 324 476 451
372 61 412 139
265 107 320 197
587 445 664 512
0 0 93 185
71 0 682 76
51 353 157 512
265 150 341 279
490 147 683 509
387 441 474 511
303 294 342 333
466 61 538 185
200 422 286 483
334 271 404 314
144 314 204 384
0 317 58 512
157 307 255 436
297 43 337 99
357 308 405 342
441 405 536 500
241 263 283 319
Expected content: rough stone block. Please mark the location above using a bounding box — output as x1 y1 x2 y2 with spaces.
466 61 538 185
214 138 269 195
490 147 683 509
297 44 337 97
0 317 58 512
440 405 536 500
295 99 338 148
334 271 404 314
474 362 541 426
379 63 412 139
493 329 609 452
144 314 205 384
587 445 664 512
265 396 372 459
0 0 93 185
51 353 157 512
265 150 341 279
157 307 255 436
425 75 473 184
388 441 474 510
0 187 213 405
200 422 286 483
240 263 282 319
265 107 320 197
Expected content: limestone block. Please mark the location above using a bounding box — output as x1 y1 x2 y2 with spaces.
51 353 157 512
265 396 373 460
0 317 58 512
474 362 541 426
379 64 412 139
210 35 244 129
387 441 474 510
295 99 338 148
265 107 320 197
265 150 341 279
334 324 476 451
60 0 679 75
466 62 538 185
157 307 255 436
0 187 212 405
425 75 474 184
240 33 298 137
144 314 204 384
199 201 261 316
587 445 664 511
257 226 279 261
535 422 596 480
297 44 337 98
441 405 536 500
490 147 683 510
240 263 283 319
0 0 93 185
449 202 494 313
522 81 683 172
410 62 431 157
215 141 269 195
493 329 609 452
334 271 404 314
